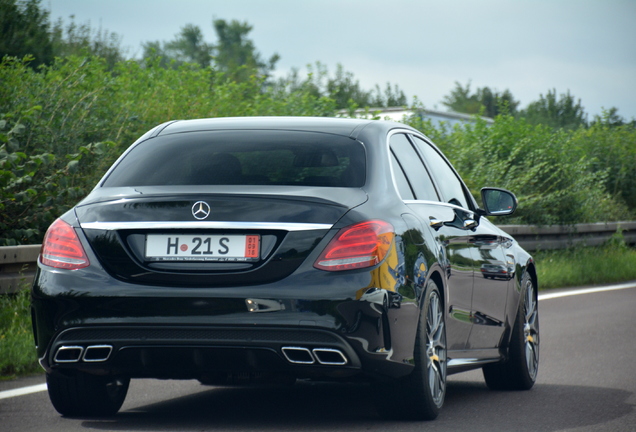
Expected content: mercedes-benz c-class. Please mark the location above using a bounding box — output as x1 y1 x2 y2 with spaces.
32 117 539 420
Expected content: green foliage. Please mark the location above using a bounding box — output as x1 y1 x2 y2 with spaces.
0 103 116 245
405 111 635 225
1 0 126 70
441 83 609 132
520 89 587 130
1 47 634 243
0 54 338 244
591 107 632 128
0 0 53 68
213 19 280 82
274 62 408 109
142 19 279 83
143 24 212 69
0 288 40 378
50 15 125 70
442 81 519 118
570 115 636 210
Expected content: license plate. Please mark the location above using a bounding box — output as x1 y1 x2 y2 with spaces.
145 234 260 261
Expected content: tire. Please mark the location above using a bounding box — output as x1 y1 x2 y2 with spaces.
46 371 130 417
483 272 539 390
375 279 447 420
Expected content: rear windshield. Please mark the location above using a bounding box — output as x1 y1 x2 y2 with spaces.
102 130 366 188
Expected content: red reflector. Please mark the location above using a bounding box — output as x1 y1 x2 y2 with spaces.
40 219 90 270
314 220 394 271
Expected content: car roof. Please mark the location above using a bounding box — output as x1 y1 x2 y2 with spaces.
153 116 411 140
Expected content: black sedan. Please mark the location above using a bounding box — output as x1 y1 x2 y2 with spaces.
32 116 539 420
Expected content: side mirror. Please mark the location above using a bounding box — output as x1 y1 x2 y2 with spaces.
480 188 518 216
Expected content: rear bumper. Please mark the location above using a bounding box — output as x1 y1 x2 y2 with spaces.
43 324 363 380
31 266 417 381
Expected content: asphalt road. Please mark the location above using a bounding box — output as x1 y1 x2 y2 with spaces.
1 284 635 432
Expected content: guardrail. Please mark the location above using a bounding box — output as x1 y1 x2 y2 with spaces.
1 221 634 294
499 221 636 251
1 245 41 294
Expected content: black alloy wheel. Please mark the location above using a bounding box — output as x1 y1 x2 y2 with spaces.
375 279 447 420
483 272 539 390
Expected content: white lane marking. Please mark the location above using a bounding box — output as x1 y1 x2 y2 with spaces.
1 282 634 400
0 383 47 400
538 282 636 301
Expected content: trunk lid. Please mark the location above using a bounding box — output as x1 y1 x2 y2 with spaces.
76 186 367 287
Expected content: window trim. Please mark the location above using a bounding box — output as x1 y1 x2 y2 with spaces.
406 132 478 212
387 130 440 202
385 128 478 212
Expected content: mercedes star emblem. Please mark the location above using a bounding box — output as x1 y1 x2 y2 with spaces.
192 201 211 220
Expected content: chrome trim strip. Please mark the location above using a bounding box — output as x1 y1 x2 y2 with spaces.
447 358 499 367
80 221 333 231
403 199 471 212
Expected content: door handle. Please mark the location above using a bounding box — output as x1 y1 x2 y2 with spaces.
464 219 478 230
429 218 444 230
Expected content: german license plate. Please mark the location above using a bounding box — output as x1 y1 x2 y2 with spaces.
145 234 259 261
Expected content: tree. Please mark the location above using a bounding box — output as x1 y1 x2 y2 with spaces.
442 81 519 117
372 83 408 107
274 62 408 110
141 19 279 82
520 89 587 130
325 63 373 108
442 81 482 114
478 87 518 117
0 0 126 70
0 0 53 68
591 107 635 128
143 24 212 69
50 16 125 70
213 19 279 82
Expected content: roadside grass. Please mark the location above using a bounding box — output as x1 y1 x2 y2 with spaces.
0 287 40 380
535 243 636 289
1 242 635 380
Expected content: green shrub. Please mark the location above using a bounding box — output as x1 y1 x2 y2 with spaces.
0 288 40 379
406 112 634 225
569 116 636 211
0 55 336 244
0 106 116 245
1 55 634 244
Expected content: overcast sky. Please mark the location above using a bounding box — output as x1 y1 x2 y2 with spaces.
45 0 636 120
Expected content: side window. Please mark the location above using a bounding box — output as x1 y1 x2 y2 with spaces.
389 134 439 201
411 136 470 209
390 153 415 200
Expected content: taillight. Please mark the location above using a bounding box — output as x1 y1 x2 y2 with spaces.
40 219 90 270
314 220 394 271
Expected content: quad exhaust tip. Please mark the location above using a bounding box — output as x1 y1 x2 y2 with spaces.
312 348 348 365
281 347 348 365
54 345 113 363
54 346 84 363
282 347 315 364
82 345 113 362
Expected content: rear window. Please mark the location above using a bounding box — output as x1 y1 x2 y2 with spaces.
102 130 366 188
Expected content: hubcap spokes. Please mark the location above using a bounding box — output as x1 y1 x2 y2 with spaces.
426 292 446 405
523 281 539 380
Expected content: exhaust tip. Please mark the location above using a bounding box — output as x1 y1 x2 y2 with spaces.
82 345 113 362
54 346 84 363
281 347 315 364
313 348 348 365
